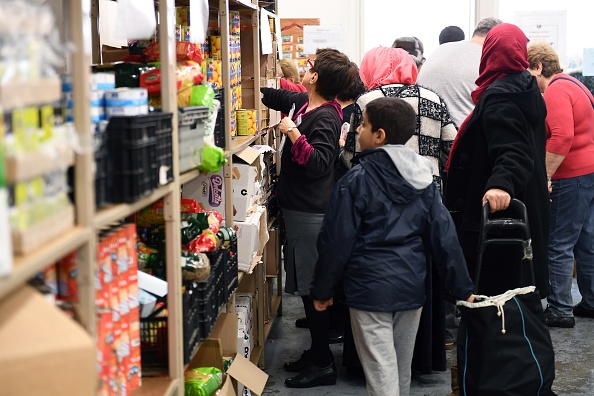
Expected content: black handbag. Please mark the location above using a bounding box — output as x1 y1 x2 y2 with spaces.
457 199 556 396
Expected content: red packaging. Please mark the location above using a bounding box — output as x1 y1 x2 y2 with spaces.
57 251 78 302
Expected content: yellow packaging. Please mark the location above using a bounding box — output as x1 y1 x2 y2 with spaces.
13 107 40 153
175 6 190 26
236 109 248 136
40 105 54 141
230 11 241 36
209 36 221 60
237 109 257 136
202 58 222 88
183 26 191 42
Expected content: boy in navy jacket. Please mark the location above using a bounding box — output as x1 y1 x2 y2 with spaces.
310 97 474 396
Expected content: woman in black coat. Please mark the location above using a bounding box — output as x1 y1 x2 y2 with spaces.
444 23 551 298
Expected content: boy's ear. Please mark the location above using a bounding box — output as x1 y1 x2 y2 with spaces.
374 128 387 146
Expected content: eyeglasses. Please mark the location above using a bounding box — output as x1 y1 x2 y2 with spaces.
307 58 316 70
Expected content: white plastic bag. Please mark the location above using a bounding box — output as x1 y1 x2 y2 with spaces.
116 0 156 40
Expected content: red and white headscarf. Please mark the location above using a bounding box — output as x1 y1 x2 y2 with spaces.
359 47 418 90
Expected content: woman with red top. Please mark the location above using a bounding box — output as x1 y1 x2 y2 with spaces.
528 41 594 328
260 48 357 388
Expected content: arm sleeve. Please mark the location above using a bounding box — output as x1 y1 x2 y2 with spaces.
260 88 307 114
544 83 575 156
300 114 341 173
425 187 474 300
310 176 362 300
439 103 457 175
481 102 535 197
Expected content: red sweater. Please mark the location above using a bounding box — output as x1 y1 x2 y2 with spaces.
544 74 594 179
279 78 307 92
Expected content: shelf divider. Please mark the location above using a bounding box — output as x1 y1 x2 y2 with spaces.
94 184 175 229
0 227 90 300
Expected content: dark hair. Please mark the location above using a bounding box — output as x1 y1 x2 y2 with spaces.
365 97 416 145
391 36 425 68
439 26 465 44
312 48 358 101
336 64 365 102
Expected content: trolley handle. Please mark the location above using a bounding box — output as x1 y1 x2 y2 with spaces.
474 198 536 293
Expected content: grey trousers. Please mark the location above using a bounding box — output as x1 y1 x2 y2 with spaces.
350 307 423 396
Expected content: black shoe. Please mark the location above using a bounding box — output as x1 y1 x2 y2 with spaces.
544 307 575 328
295 317 309 328
328 329 344 344
285 361 337 388
574 302 594 318
284 350 311 372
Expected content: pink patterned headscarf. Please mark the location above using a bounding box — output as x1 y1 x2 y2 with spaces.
359 47 418 90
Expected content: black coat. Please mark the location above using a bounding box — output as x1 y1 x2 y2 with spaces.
444 71 551 298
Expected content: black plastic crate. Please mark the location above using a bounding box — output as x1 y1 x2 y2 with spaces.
110 169 155 203
106 115 156 145
154 112 173 185
140 315 168 369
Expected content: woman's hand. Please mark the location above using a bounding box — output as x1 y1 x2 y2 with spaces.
279 117 297 135
466 294 476 303
313 298 333 312
482 188 511 213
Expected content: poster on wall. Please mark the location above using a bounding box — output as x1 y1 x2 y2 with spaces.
514 10 567 66
303 25 344 54
280 18 320 78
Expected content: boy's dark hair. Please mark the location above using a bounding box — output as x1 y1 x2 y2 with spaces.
439 26 465 44
313 48 358 101
337 65 366 102
365 97 416 145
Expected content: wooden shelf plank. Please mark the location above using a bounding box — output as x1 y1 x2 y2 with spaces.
0 78 61 110
227 134 261 157
250 345 264 366
179 169 201 185
131 377 178 396
6 145 74 184
94 184 175 229
0 226 90 300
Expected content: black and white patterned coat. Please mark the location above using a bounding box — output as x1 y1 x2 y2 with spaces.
341 84 456 192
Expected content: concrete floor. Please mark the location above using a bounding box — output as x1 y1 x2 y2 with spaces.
261 279 594 396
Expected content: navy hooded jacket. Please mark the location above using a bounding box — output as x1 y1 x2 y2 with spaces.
310 146 474 312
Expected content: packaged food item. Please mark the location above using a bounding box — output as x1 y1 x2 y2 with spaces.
181 252 210 282
184 366 222 396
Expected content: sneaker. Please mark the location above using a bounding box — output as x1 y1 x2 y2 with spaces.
544 307 575 328
573 302 594 318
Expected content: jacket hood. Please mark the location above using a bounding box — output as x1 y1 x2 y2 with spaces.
356 145 433 204
484 70 545 127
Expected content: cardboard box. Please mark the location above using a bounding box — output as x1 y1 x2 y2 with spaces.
0 287 95 396
101 45 129 63
189 313 268 396
235 206 269 270
182 146 266 222
264 227 279 277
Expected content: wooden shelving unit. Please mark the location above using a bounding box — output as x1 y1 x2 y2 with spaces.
1 1 281 395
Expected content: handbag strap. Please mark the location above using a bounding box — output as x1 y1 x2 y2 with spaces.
548 76 594 109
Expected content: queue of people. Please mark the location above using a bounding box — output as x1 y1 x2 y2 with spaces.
261 18 594 396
